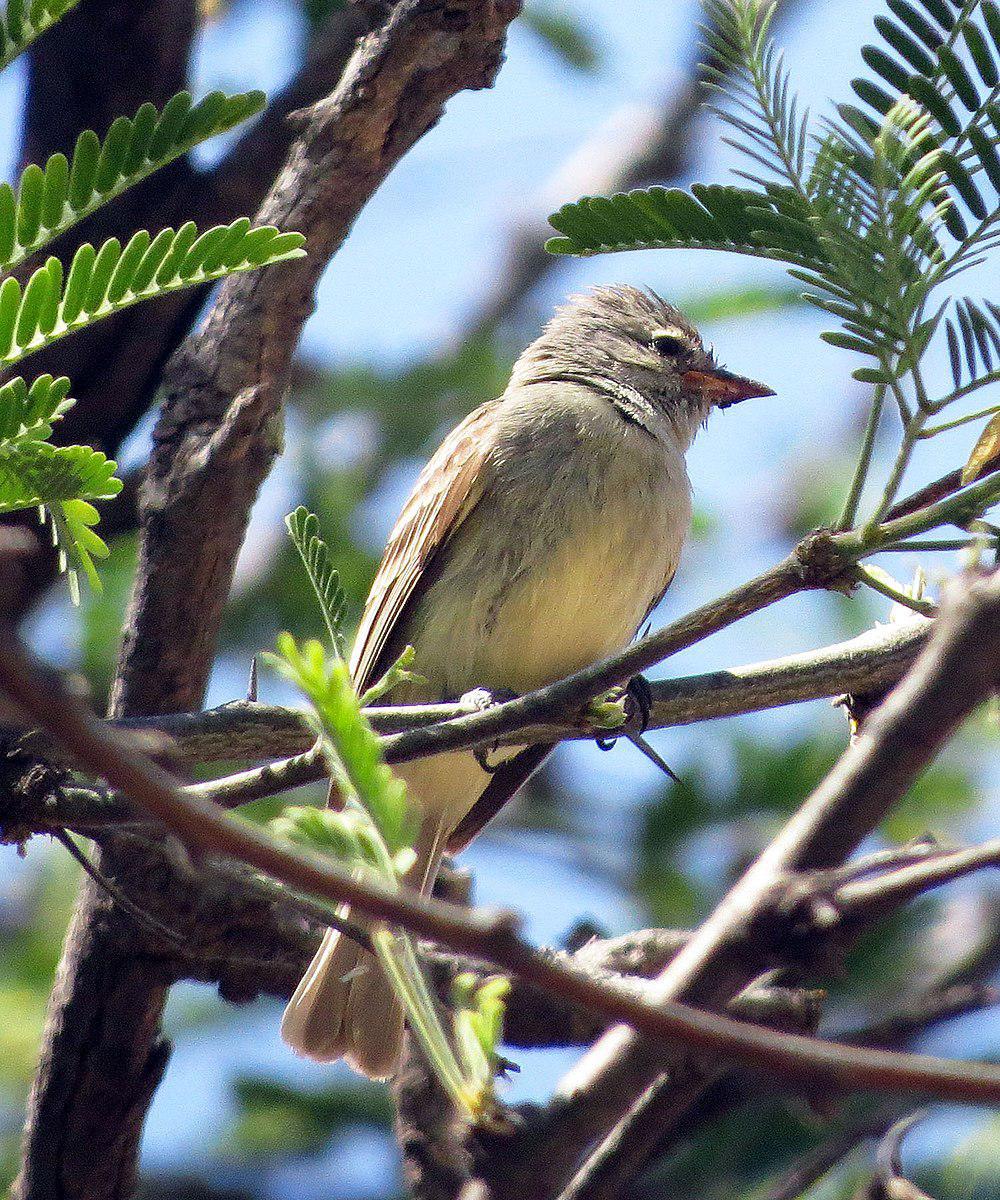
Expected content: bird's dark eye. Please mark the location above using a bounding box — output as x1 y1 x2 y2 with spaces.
651 332 686 357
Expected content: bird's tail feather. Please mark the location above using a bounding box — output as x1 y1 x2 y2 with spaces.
280 818 448 1079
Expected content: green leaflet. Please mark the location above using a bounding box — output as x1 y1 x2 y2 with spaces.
0 91 267 272
0 374 73 442
0 0 81 72
546 184 825 267
265 635 417 856
0 223 305 369
0 433 122 602
285 506 348 657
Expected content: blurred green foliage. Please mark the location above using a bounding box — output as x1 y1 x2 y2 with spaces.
521 3 604 73
636 735 841 925
79 534 139 705
1 850 81 1177
229 1077 392 1155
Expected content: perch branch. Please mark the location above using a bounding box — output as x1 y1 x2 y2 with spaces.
2 618 929 837
3 637 1000 1114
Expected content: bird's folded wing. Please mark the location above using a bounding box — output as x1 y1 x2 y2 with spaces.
446 742 554 852
350 400 502 694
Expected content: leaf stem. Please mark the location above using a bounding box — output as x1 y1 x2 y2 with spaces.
853 565 937 617
838 383 886 530
927 368 1000 413
919 402 1000 439
870 411 927 525
845 468 1000 553
880 537 993 553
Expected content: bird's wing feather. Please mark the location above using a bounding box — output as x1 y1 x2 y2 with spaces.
640 564 677 632
446 742 554 853
350 401 501 693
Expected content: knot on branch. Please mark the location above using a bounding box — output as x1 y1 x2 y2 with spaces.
745 873 853 975
0 749 69 846
793 529 857 592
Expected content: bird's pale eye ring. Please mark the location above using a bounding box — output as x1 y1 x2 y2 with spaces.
651 330 687 357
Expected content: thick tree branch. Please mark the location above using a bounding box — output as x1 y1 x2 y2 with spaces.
189 7 372 225
15 5 522 1198
113 0 521 716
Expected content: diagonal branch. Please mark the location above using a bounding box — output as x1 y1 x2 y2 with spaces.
489 567 1000 1200
3 633 1000 1116
832 840 1000 917
112 0 522 717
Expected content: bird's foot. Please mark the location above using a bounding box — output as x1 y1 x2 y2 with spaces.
590 677 678 783
459 686 519 773
591 675 652 750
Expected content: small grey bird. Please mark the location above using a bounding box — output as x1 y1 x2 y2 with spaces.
280 285 773 1077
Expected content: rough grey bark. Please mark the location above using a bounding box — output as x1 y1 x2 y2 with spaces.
14 4 520 1197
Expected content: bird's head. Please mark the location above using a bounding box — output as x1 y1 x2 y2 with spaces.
512 285 774 446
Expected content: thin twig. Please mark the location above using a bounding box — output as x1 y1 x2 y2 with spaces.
53 831 187 950
839 383 888 531
884 461 1000 523
853 565 938 617
835 839 1000 917
180 739 326 806
377 534 854 766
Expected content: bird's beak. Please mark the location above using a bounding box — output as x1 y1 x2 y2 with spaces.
681 367 775 409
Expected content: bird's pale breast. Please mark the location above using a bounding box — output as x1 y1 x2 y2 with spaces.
404 387 692 700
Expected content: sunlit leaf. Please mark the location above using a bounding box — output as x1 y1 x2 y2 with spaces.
962 412 1000 484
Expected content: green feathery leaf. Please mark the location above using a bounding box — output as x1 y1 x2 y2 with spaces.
0 373 122 599
701 0 811 189
0 373 72 443
0 222 305 369
0 0 81 72
546 183 825 266
265 635 417 855
0 91 266 271
285 506 347 656
938 297 1000 401
0 440 120 514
